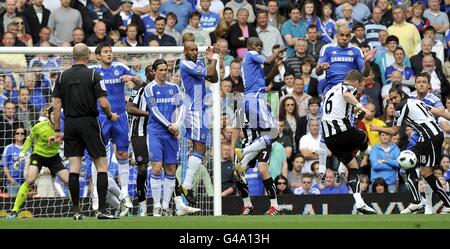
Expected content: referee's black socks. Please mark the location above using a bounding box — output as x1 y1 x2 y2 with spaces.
424 174 450 207
97 172 108 211
69 173 80 213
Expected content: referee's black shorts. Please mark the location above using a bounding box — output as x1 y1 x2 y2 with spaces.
64 116 106 158
29 153 66 176
412 133 444 168
131 135 149 166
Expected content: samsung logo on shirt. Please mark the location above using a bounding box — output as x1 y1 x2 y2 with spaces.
101 79 122 84
156 97 176 103
331 57 354 62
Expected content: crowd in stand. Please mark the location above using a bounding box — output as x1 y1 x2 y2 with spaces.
0 0 449 200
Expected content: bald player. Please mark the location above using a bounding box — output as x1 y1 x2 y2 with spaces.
178 42 220 205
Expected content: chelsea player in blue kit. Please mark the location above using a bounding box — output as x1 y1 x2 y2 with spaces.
91 43 143 210
230 37 286 215
178 42 220 205
314 25 376 184
144 59 186 216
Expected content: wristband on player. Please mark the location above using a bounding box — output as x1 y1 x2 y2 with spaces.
356 103 363 109
212 53 220 60
54 128 61 132
107 113 113 120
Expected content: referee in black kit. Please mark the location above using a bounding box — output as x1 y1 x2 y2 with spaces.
51 43 119 220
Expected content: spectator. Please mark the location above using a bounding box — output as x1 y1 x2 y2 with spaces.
294 173 320 195
370 130 400 193
374 30 388 58
228 8 257 59
256 10 284 59
377 0 393 26
439 155 450 181
6 22 26 46
182 10 211 46
298 96 322 135
224 0 255 24
223 59 243 93
15 87 39 130
317 169 349 194
375 35 411 86
276 120 293 161
281 5 307 57
279 96 303 153
111 0 145 39
411 37 444 76
196 0 224 17
144 16 176 46
19 73 47 111
48 0 83 45
387 6 421 58
164 12 182 46
221 143 236 196
123 23 142 46
13 16 31 47
70 27 85 46
301 58 319 97
287 153 304 191
301 0 331 44
423 0 449 49
381 100 395 126
270 140 288 179
160 0 192 33
0 32 27 70
2 74 17 99
33 26 55 47
267 0 286 30
0 0 22 35
285 39 311 78
210 7 233 44
86 20 114 46
364 6 387 49
1 127 28 197
305 24 326 63
384 47 415 87
415 27 445 64
288 77 311 118
198 0 220 33
275 175 293 195
381 70 412 103
338 3 359 29
86 0 113 28
321 2 336 42
336 0 371 24
280 71 295 97
216 38 234 68
406 2 430 36
434 165 444 179
359 174 370 193
371 177 388 193
362 69 383 117
0 101 24 155
350 22 369 48
299 119 321 173
140 0 163 38
421 55 450 101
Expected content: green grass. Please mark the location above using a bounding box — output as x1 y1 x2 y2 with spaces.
1 215 450 229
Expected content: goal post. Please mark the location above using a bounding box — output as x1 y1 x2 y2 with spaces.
0 46 222 217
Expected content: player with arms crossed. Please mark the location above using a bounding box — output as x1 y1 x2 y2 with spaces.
321 70 377 214
178 42 220 205
90 42 143 212
371 76 450 214
7 107 69 218
315 25 376 183
231 37 286 215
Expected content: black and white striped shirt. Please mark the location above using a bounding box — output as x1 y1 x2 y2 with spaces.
233 107 261 148
321 83 356 138
394 98 443 141
128 85 148 137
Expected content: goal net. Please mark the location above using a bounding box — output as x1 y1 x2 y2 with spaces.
0 46 222 218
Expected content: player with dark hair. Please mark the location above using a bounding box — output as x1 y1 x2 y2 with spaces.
231 37 286 215
321 70 377 214
90 42 143 213
178 41 220 206
371 76 450 214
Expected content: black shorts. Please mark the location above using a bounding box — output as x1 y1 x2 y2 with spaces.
247 146 272 168
325 127 367 165
412 133 444 167
64 116 106 158
29 153 66 175
131 135 149 166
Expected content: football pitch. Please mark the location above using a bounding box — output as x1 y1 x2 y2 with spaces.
1 215 450 229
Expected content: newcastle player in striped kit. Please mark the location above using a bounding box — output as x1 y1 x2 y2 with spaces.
321 70 377 214
372 74 450 214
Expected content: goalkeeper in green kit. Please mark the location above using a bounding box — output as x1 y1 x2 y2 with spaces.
7 106 69 218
